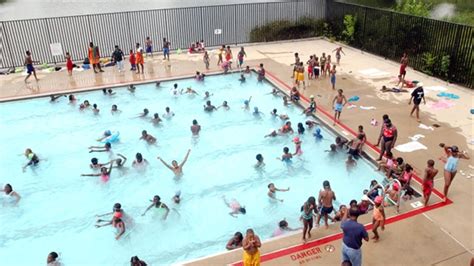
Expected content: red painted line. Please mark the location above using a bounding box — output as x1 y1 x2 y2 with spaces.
264 71 447 200
230 200 451 265
227 71 453 265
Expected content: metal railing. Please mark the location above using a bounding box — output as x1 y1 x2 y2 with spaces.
327 1 473 88
0 0 326 68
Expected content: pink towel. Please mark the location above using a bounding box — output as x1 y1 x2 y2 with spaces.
428 99 455 110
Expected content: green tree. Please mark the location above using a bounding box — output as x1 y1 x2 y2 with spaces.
342 15 357 43
395 0 432 17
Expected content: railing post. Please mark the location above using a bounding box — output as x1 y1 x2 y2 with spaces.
44 18 56 65
234 5 237 45
1 22 15 68
126 12 133 51
362 7 368 50
200 7 204 43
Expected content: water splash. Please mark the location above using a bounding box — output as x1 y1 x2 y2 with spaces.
430 3 456 20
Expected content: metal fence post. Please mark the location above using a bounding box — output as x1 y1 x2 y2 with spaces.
388 12 393 58
361 7 368 50
200 7 204 42
44 18 56 64
234 5 237 45
1 22 15 68
126 12 133 50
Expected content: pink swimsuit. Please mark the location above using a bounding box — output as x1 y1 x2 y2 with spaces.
101 173 110 182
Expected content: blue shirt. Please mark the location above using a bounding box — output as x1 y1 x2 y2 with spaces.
341 219 368 249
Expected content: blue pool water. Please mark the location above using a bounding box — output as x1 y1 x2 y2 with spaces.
0 72 384 265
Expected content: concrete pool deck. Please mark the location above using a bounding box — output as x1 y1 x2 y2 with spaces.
1 38 472 265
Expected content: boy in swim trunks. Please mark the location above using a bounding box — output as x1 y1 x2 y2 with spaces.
145 37 152 57
163 38 171 60
423 159 438 206
316 180 336 229
332 89 347 125
24 51 39 83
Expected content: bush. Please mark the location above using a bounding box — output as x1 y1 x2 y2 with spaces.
395 0 431 17
249 17 325 42
342 15 357 43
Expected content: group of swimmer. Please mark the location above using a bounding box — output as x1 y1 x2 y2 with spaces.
9 48 471 266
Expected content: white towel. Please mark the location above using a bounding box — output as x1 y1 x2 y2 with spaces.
358 68 390 78
409 134 425 141
418 124 434 131
359 106 376 110
424 86 447 92
395 141 427 152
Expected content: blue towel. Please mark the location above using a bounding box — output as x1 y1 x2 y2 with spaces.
437 92 459 99
348 96 360 102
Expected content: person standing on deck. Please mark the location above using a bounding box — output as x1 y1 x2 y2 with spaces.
422 159 438 206
145 37 153 57
88 42 103 73
409 83 425 122
242 228 262 266
135 43 144 74
24 51 39 83
111 45 125 72
332 89 347 125
333 46 345 65
341 208 369 266
316 180 336 229
439 143 470 201
163 38 171 60
376 118 397 161
396 52 409 89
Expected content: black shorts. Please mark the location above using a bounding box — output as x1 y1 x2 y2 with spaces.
348 148 359 157
321 206 334 215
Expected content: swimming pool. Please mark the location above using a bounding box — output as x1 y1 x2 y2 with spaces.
0 72 385 265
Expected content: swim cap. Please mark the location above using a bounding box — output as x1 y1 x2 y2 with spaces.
293 136 300 143
392 182 400 191
244 100 249 105
374 196 383 204
310 95 314 99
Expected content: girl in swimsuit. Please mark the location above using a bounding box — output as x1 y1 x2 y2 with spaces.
81 161 114 182
66 52 73 76
293 137 303 156
440 143 470 201
372 196 385 242
300 196 316 242
223 196 246 217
